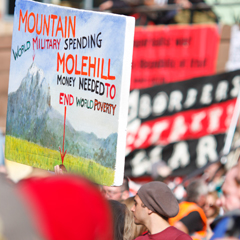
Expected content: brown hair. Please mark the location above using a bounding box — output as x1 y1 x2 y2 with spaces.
206 191 220 218
109 200 134 240
122 197 147 239
109 200 125 240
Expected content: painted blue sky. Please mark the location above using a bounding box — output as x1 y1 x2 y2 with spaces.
9 0 130 138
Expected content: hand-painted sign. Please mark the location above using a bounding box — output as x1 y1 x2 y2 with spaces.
5 0 135 186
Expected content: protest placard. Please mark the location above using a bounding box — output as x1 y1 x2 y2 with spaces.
5 0 135 186
131 25 220 90
126 70 240 177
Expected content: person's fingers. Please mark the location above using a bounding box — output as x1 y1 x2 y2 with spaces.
54 165 60 174
175 0 192 8
54 165 64 175
99 1 113 10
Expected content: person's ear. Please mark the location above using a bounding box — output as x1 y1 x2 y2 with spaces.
121 190 129 200
198 195 206 208
148 209 153 215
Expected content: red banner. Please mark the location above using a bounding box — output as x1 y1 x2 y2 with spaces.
126 99 236 153
131 25 220 90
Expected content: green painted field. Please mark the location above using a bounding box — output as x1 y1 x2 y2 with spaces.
5 135 115 186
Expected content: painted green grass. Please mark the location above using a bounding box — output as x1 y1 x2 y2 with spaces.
5 135 115 186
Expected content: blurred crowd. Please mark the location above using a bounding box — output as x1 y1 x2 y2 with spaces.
1 137 240 240
0 0 238 239
98 0 218 25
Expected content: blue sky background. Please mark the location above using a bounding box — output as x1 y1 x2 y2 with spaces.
9 0 128 139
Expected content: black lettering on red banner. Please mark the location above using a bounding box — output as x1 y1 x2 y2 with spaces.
131 25 220 90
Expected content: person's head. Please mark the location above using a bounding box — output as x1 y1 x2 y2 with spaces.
18 175 113 240
203 191 219 219
216 166 240 212
109 200 133 240
102 176 129 201
123 197 147 239
0 173 42 239
186 179 208 208
204 162 225 183
131 181 179 226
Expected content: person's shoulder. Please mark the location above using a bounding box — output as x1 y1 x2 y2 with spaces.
175 232 192 240
134 236 147 240
134 232 149 240
210 210 240 240
169 226 192 240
